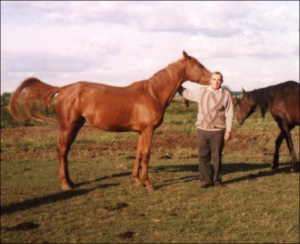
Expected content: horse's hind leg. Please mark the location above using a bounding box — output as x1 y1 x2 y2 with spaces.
57 117 85 190
274 122 298 172
283 125 298 172
272 131 284 169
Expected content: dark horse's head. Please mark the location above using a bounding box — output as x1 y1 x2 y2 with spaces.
237 89 257 125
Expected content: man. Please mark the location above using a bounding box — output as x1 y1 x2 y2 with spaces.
178 72 234 188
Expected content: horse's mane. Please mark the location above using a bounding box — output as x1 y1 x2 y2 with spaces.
149 61 182 88
133 60 183 100
248 87 274 117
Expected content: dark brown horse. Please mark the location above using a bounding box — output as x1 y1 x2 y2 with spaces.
237 81 299 172
231 97 240 107
9 51 212 190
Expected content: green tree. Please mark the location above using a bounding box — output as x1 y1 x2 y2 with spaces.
1 92 11 107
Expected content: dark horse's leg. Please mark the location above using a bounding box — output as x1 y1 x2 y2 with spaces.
273 120 297 172
132 128 154 190
272 131 284 169
57 117 86 190
283 125 298 172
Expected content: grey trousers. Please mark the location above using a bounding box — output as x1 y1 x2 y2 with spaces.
197 129 225 185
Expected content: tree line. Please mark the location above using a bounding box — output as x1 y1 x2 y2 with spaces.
1 93 51 128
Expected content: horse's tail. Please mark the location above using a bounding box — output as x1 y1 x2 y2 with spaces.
8 77 61 123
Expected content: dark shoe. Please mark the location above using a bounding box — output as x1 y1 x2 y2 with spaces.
214 182 224 187
200 183 212 189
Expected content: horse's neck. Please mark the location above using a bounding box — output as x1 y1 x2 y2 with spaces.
149 63 185 107
251 89 270 108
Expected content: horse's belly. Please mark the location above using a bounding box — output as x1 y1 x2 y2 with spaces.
84 112 138 132
92 122 133 132
81 97 161 132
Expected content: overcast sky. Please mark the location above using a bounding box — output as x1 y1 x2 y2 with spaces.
1 1 299 94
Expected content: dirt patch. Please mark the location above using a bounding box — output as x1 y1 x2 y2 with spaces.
1 125 198 150
1 124 299 163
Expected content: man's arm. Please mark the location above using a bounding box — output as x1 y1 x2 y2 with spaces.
178 86 199 102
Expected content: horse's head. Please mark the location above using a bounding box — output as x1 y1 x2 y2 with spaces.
237 89 257 125
232 97 241 107
181 51 212 85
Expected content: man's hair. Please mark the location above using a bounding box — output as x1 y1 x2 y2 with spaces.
211 71 223 82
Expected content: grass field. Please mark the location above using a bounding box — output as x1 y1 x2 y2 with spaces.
1 97 299 243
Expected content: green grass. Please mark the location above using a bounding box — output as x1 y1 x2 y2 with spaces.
1 158 299 243
1 134 59 151
1 96 299 243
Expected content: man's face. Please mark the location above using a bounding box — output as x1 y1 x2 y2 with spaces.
210 74 223 90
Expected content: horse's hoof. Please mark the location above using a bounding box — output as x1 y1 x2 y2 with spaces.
135 182 144 187
271 164 279 169
62 184 73 191
146 185 155 191
290 168 295 173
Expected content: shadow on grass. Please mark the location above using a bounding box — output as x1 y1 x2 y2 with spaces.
222 166 292 184
1 172 132 215
75 172 131 188
152 161 294 189
152 161 281 174
1 184 119 216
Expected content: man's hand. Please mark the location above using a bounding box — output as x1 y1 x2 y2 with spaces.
224 131 231 142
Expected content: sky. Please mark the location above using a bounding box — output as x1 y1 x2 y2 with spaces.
1 1 299 94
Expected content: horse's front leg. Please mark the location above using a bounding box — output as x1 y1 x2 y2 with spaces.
132 134 143 187
141 129 155 190
132 129 154 190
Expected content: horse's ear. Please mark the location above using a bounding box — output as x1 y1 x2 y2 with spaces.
183 51 189 59
242 88 246 95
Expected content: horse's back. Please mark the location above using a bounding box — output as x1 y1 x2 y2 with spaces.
55 81 130 105
280 80 299 92
54 81 135 114
54 81 161 131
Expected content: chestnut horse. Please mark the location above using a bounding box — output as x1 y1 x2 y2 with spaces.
9 51 212 190
237 81 299 172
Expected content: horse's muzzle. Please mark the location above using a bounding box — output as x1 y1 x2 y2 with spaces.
237 116 244 125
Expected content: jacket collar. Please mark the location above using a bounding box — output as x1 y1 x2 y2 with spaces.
207 86 223 92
